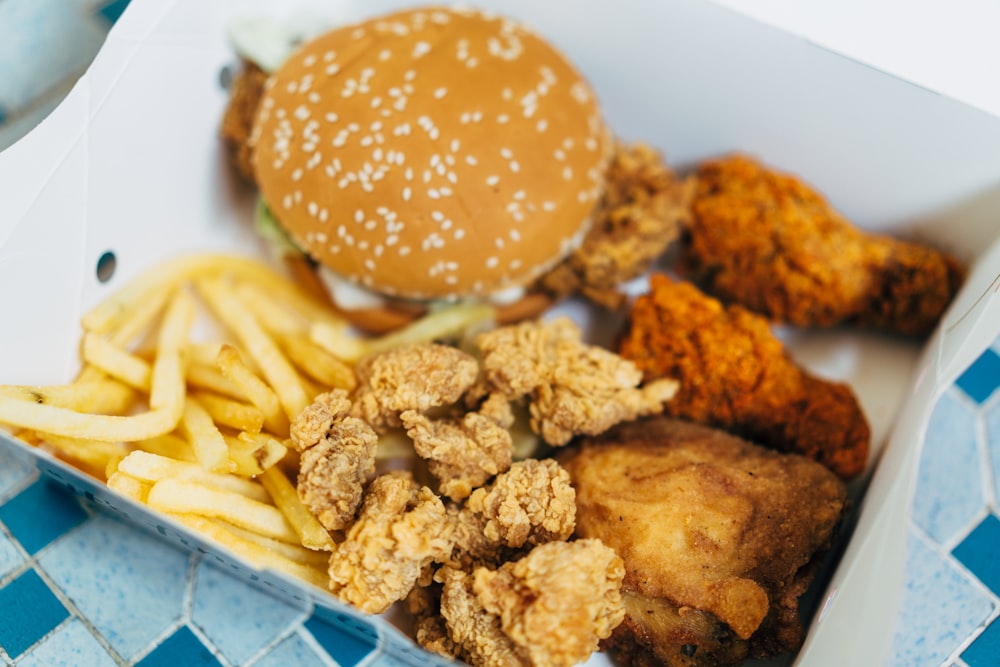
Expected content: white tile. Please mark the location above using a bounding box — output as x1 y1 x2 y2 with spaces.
0 0 109 111
190 559 306 665
0 529 24 581
18 617 118 667
0 444 37 501
36 513 190 661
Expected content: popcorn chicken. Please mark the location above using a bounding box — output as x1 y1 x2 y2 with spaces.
328 472 453 613
477 317 678 445
351 343 480 431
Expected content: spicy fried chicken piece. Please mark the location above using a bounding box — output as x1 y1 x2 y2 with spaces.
328 471 453 613
558 417 847 666
618 274 870 478
402 393 515 501
477 317 678 446
293 390 377 530
449 458 577 569
475 539 626 667
351 343 480 431
537 142 694 310
219 59 268 183
681 154 965 336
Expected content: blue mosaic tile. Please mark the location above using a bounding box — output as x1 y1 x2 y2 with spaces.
191 559 304 665
911 389 983 543
962 616 1000 667
305 609 377 666
0 529 24 581
955 347 1000 404
37 513 189 661
135 625 221 667
96 0 132 25
891 528 995 665
0 568 69 659
0 443 37 500
17 617 117 667
953 514 1000 595
0 479 88 555
253 631 328 667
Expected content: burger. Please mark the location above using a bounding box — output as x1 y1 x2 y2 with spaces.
222 5 690 332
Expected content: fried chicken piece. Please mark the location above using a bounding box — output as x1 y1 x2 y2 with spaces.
558 416 847 666
449 459 576 570
328 471 453 613
402 393 515 501
618 274 870 478
437 566 531 666
536 142 694 310
473 539 626 667
351 343 480 431
293 390 377 530
681 154 965 336
477 317 678 446
219 59 268 183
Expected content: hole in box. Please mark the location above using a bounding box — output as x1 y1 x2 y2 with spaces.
96 251 117 283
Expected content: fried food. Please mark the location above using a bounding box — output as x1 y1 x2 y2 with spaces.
219 59 266 183
681 154 965 336
402 392 515 502
477 317 678 446
292 390 378 531
558 416 847 666
448 458 577 570
351 343 480 432
328 471 453 614
618 274 870 478
536 142 694 310
432 539 625 667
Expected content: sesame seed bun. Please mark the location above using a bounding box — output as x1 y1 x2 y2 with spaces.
250 6 612 308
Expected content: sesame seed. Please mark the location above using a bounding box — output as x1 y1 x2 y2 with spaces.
449 138 460 153
562 166 573 180
413 42 431 57
371 96 382 108
536 119 549 132
399 246 412 256
402 187 412 201
454 229 466 240
509 161 520 172
428 189 440 199
542 201 556 211
486 257 499 268
497 114 509 124
486 175 500 186
465 155 478 166
325 64 340 76
365 259 376 270
513 190 526 200
379 49 392 61
434 87 448 99
500 148 513 159
308 92 321 104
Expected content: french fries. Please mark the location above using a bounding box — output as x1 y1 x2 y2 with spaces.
0 252 490 594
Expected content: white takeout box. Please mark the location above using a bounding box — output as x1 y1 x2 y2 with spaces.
1 0 999 665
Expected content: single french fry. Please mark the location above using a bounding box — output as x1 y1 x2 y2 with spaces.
207 518 329 567
234 282 308 336
147 478 298 543
224 432 288 477
0 380 136 414
191 391 264 434
167 512 328 588
148 288 194 415
278 334 356 391
135 433 197 462
185 364 244 400
35 431 129 470
107 471 152 502
364 302 496 357
309 321 368 364
197 278 309 421
258 467 334 551
215 344 288 435
81 333 152 391
117 451 270 503
188 341 225 368
0 399 182 443
180 397 232 473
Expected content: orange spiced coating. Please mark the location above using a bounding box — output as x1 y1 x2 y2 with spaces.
682 154 965 337
618 274 869 478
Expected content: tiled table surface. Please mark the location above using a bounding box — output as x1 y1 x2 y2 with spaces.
2 2 1000 666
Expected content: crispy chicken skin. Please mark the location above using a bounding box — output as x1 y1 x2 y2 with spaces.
681 154 965 336
537 142 694 310
219 59 267 183
558 416 847 666
432 540 625 667
618 274 870 478
292 390 377 530
328 471 453 613
477 317 678 446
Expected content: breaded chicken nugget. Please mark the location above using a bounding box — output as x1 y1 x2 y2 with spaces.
681 154 965 336
618 274 869 478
